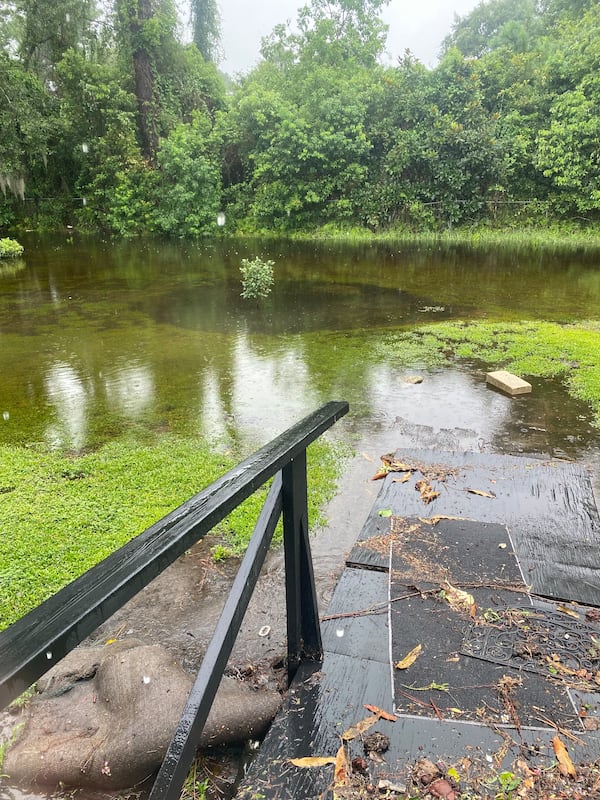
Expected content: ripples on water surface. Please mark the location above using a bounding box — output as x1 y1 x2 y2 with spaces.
0 234 599 462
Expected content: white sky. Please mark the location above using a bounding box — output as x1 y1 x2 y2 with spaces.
219 0 482 76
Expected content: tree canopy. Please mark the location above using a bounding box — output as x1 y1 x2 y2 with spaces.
2 0 600 234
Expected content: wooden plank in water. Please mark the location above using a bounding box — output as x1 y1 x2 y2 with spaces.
486 369 532 395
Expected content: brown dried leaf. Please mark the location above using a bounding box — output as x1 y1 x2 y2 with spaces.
363 704 397 722
392 472 412 483
556 604 580 619
290 756 337 768
419 515 470 526
415 479 440 504
371 470 389 481
380 453 414 472
585 608 600 622
553 735 577 777
465 488 496 498
443 582 475 614
429 778 458 799
395 643 422 670
341 715 379 741
334 744 349 787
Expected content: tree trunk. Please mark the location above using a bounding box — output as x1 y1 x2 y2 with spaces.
131 0 159 162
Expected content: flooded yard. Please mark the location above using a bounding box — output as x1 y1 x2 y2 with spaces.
2 234 600 799
1 234 599 459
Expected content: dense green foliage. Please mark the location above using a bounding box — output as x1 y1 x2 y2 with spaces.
3 0 600 234
0 435 346 630
0 238 23 257
240 256 275 299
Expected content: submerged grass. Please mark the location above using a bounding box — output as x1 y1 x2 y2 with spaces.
289 223 600 255
380 320 600 425
0 434 348 631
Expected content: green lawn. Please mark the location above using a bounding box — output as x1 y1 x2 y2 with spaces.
0 435 346 630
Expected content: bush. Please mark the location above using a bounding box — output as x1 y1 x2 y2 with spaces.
240 256 275 300
0 238 24 258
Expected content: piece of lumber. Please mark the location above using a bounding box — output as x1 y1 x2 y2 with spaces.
486 370 532 396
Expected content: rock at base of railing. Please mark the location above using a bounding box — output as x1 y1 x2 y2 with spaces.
4 639 282 790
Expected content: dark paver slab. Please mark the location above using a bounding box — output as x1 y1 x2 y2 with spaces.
349 449 600 605
235 449 600 799
236 651 600 799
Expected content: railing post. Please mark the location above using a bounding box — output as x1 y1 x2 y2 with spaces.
282 449 322 682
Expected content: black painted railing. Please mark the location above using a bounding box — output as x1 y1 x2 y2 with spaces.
0 400 349 799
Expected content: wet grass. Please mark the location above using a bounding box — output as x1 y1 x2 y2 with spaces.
379 320 600 425
285 223 600 256
0 435 348 631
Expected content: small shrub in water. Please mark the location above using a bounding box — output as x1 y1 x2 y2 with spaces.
0 238 24 258
240 257 274 300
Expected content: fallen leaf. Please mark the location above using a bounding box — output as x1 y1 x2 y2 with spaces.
378 508 393 517
395 643 422 670
290 756 337 768
414 758 440 786
443 582 475 614
363 704 397 722
392 472 412 483
556 604 580 619
586 608 600 622
429 777 458 799
466 488 496 498
553 735 577 778
362 452 374 462
371 470 389 481
378 779 408 793
545 655 578 677
341 715 379 741
381 454 414 472
415 479 440 504
334 744 349 787
419 515 470 526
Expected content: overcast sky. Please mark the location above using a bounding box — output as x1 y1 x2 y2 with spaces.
219 0 482 75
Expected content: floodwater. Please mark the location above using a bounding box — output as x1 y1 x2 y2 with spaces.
1 234 600 459
2 233 600 798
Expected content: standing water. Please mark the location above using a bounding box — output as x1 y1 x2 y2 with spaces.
1 234 599 455
1 233 600 798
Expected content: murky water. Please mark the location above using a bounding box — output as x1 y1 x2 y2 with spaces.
1 234 600 459
2 234 600 799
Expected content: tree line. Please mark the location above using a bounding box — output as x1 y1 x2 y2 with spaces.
1 0 599 236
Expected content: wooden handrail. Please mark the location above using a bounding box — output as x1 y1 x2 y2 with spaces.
0 401 349 725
